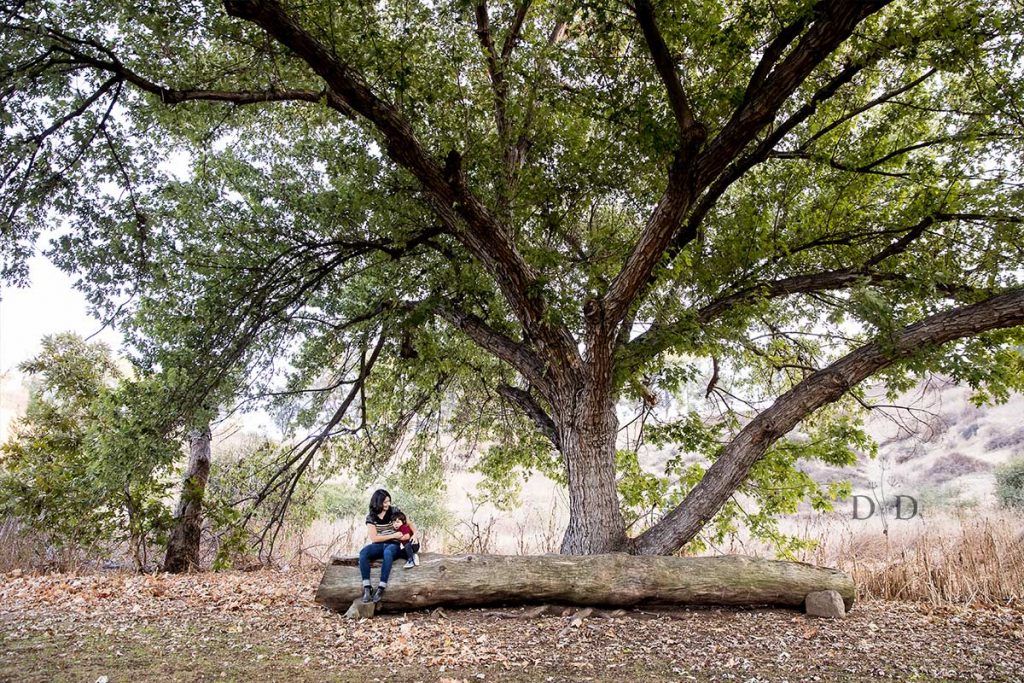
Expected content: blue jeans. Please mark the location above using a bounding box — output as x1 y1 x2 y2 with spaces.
358 542 402 585
401 542 421 562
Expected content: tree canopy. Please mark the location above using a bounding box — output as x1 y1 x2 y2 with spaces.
3 0 1024 555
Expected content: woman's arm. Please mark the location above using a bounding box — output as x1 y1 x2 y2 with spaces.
365 523 402 544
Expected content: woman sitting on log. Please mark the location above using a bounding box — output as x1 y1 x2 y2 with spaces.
358 489 409 603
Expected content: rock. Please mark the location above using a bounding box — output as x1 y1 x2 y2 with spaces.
343 598 377 620
804 590 847 618
570 607 594 627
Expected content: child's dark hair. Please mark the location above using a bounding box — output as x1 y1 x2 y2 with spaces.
393 511 407 523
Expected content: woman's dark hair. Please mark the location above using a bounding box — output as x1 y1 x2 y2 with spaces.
393 511 407 523
368 489 392 516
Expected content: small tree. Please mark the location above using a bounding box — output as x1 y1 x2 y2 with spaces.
0 334 179 569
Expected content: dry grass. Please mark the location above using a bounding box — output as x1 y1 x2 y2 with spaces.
0 518 41 574
0 518 95 574
796 512 1024 607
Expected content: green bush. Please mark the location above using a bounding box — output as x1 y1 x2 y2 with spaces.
315 480 366 519
995 458 1024 510
0 334 179 570
916 482 979 512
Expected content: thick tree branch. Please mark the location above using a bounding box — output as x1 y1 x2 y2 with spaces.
745 12 811 95
500 1 532 62
644 56 871 301
433 304 549 391
697 0 892 183
633 0 705 147
496 383 560 450
222 0 580 371
600 171 692 327
603 1 889 329
633 287 1024 554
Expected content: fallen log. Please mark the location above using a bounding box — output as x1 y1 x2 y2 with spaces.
314 553 855 616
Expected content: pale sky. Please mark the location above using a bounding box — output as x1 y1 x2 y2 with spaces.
0 254 125 375
0 253 281 438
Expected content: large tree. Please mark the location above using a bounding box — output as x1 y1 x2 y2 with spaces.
3 0 1024 555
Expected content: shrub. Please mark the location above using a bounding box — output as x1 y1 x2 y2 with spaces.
995 459 1024 510
315 480 366 519
916 483 979 512
205 436 322 568
924 452 989 484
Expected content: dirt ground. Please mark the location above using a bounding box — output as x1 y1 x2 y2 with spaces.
1 568 1022 682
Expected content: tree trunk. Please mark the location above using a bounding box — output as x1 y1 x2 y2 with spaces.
315 552 855 614
555 386 627 554
163 424 212 573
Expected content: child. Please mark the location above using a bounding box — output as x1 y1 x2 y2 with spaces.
392 511 420 568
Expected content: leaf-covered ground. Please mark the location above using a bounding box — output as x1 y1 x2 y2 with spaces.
1 568 1022 682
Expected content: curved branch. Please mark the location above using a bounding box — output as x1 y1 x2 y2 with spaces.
435 304 549 391
633 286 1024 554
248 332 387 556
496 383 560 450
28 37 327 108
801 68 937 149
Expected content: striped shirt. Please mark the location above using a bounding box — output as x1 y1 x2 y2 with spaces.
365 507 402 538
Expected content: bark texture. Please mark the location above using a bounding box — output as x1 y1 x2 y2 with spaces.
555 375 628 554
315 552 855 614
163 425 212 573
